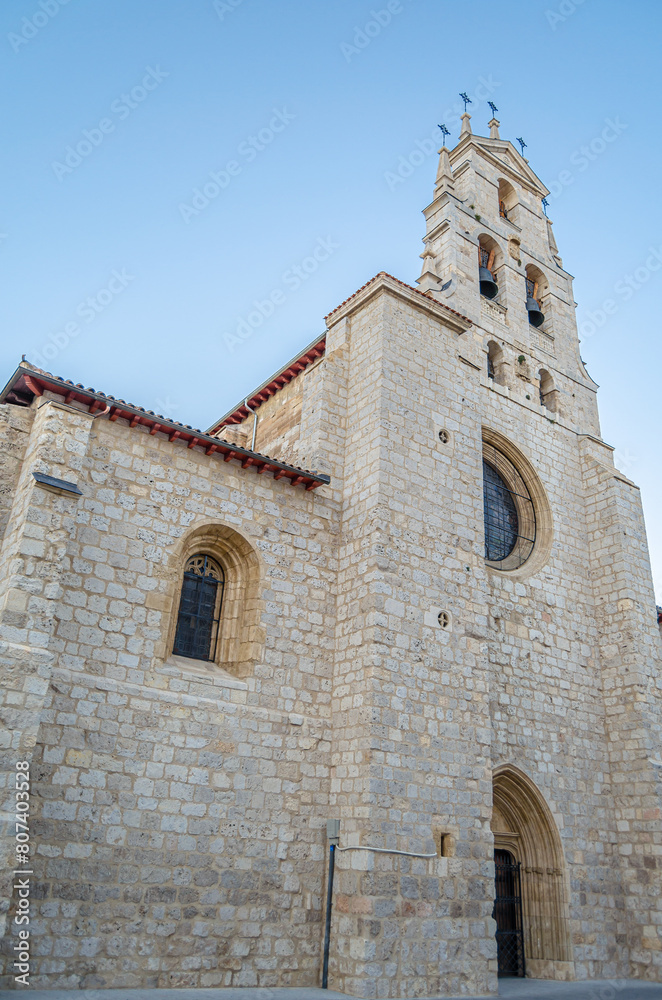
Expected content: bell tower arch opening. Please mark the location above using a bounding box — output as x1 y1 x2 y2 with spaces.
478 233 503 301
524 263 549 329
491 765 574 981
498 177 519 223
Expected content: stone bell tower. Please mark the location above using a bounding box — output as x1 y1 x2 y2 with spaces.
414 111 662 982
317 110 662 993
415 110 593 433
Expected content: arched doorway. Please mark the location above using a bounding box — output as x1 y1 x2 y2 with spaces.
491 765 574 980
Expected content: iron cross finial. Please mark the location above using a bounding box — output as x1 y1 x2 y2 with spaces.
488 101 498 117
516 137 527 155
438 123 450 145
459 92 472 112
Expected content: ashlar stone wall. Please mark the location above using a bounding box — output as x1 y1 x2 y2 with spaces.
0 398 339 989
218 372 306 465
2 124 662 994
315 284 497 997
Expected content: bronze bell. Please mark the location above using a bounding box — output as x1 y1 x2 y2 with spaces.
479 266 498 300
526 296 545 327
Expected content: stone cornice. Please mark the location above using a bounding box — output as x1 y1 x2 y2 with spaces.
324 271 471 336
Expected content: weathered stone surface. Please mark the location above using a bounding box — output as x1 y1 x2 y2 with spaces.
0 120 661 995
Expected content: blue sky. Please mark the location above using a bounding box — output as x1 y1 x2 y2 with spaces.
2 0 661 597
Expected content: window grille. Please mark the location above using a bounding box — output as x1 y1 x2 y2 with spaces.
483 444 536 570
173 554 224 661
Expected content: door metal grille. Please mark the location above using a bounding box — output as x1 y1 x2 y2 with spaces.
493 850 526 978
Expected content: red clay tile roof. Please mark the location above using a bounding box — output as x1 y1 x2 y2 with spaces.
210 273 470 433
208 334 326 432
0 362 330 491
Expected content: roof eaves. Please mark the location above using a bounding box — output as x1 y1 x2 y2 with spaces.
1 363 330 492
207 332 326 432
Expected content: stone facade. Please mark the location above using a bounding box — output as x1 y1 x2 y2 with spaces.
1 114 661 995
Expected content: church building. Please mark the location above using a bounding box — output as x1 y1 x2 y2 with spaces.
1 110 661 996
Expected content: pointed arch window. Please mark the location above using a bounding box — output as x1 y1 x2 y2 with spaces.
173 554 224 661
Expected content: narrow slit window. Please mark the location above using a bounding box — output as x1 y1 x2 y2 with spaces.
487 341 502 382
